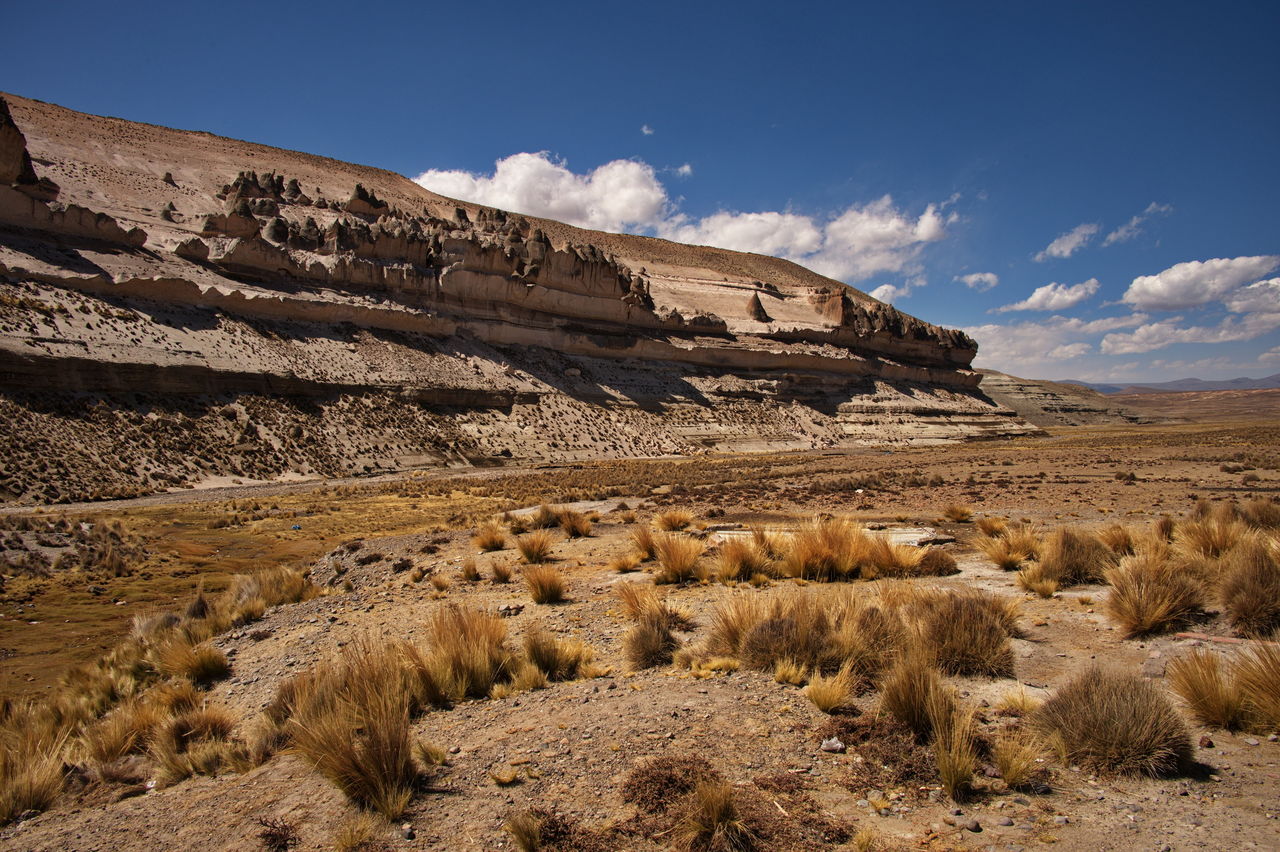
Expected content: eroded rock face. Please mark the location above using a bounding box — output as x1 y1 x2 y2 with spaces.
0 91 1042 502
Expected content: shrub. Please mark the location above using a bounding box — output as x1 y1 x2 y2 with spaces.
654 509 694 531
1218 534 1280 637
1104 551 1203 637
524 565 566 604
1032 667 1190 776
653 533 705 584
622 755 722 814
515 530 556 564
473 523 507 552
415 606 515 702
1167 649 1246 730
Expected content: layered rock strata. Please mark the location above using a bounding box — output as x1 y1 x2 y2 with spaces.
0 92 1038 503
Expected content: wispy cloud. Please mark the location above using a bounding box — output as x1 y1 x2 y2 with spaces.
1103 201 1172 246
641 124 655 136
1033 223 1099 262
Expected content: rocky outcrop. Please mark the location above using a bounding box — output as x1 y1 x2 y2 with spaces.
0 91 1047 503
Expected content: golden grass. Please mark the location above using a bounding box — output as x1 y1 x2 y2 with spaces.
779 518 871 581
630 525 658 561
994 685 1042 717
653 533 705 584
624 611 679 670
150 704 245 786
974 516 1008 537
491 562 513 584
1175 515 1249 560
522 626 594 681
975 534 1032 571
1234 644 1280 732
523 565 566 604
928 690 977 800
608 552 642 573
515 529 556 564
331 811 384 852
654 509 694 531
942 503 974 523
505 810 543 852
473 523 507 552
555 508 593 538
1168 649 1246 730
153 640 231 687
1103 550 1203 638
880 654 951 740
714 537 775 583
0 725 67 824
805 665 857 713
1036 527 1116 587
675 779 755 852
992 728 1045 790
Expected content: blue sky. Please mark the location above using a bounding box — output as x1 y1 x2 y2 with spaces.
6 1 1278 381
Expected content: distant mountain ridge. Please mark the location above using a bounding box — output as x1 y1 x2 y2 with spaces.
1063 374 1280 395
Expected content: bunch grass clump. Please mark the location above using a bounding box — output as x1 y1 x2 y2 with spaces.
653 533 705 584
523 564 566 604
654 509 694 531
473 523 507 552
515 529 556 564
1103 548 1203 637
1217 533 1280 638
1032 666 1190 776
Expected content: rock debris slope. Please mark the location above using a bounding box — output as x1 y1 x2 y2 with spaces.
0 92 1036 503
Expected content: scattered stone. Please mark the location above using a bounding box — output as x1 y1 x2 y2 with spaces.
1053 816 1070 825
819 737 845 753
997 817 1014 826
1244 737 1260 746
1199 735 1214 748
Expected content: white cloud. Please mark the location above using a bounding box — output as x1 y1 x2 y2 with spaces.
415 155 952 284
869 283 911 303
1223 277 1280 314
641 124 655 136
995 278 1100 312
1034 223 1099 262
1100 312 1280 354
1260 347 1280 364
1103 201 1172 246
415 152 670 234
964 313 1147 374
955 272 998 291
1122 256 1280 311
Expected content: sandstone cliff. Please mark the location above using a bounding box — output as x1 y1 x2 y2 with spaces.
0 92 1039 503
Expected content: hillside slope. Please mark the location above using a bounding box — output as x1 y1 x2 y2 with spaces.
0 93 1040 503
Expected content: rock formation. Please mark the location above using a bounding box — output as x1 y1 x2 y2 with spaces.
0 91 1042 503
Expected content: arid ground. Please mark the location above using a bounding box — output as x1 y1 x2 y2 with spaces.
1 401 1278 852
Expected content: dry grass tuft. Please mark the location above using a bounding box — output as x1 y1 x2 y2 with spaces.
0 726 67 824
942 503 973 523
1098 524 1136 556
1234 644 1280 732
608 552 642 573
1032 666 1190 776
505 810 543 852
714 537 775 583
150 704 244 786
1218 534 1280 638
916 547 959 577
675 779 755 852
555 508 593 538
624 611 679 670
1104 550 1203 637
975 534 1032 571
880 654 950 741
474 522 507 552
914 591 1017 677
622 755 722 815
1035 527 1116 587
805 665 858 713
491 562 513 584
153 640 231 687
780 518 872 581
524 564 566 604
630 525 658 561
331 811 384 852
1175 515 1249 559
522 626 594 681
653 533 705 584
1168 649 1246 730
515 530 556 564
654 509 694 531
928 690 977 800
991 728 1047 790
994 686 1042 718
975 516 1008 538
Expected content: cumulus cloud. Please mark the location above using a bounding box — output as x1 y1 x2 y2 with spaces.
955 272 998 291
641 124 655 136
1103 201 1172 246
1222 277 1280 314
1260 347 1280 364
1122 256 1280 311
416 154 955 285
1034 223 1099 262
995 278 1100 313
964 313 1148 374
415 152 670 234
1100 312 1280 354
